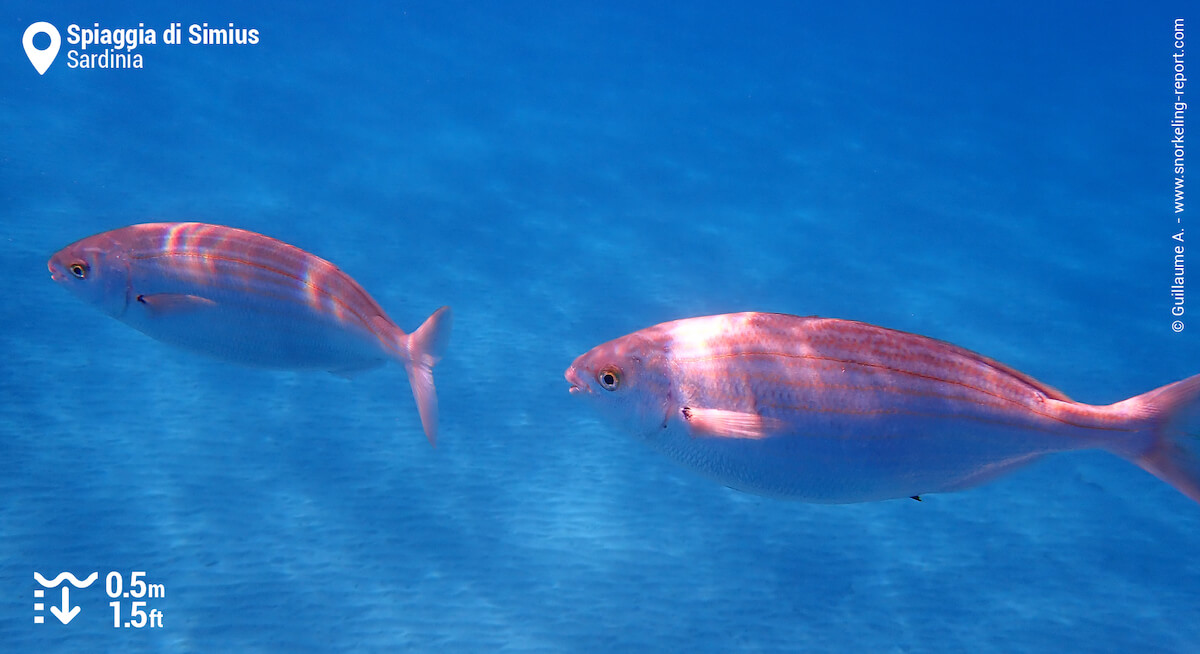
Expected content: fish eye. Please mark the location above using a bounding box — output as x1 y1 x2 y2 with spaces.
597 366 621 391
69 262 89 279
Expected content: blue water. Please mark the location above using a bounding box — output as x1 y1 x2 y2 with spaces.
4 1 1199 651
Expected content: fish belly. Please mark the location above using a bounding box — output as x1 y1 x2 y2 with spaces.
122 296 389 370
648 415 1071 503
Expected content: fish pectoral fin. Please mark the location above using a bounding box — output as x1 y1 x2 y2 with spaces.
135 293 218 314
681 407 783 439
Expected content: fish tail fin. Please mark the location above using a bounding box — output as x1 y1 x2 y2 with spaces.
397 306 452 447
1119 374 1200 504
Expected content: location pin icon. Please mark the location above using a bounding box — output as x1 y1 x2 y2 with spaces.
23 22 61 75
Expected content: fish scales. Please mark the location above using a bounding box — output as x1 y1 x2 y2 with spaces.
666 314 1096 435
126 223 389 335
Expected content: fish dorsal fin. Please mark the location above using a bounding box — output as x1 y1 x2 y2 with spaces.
681 407 784 439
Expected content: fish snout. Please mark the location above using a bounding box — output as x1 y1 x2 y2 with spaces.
48 258 67 283
565 366 587 394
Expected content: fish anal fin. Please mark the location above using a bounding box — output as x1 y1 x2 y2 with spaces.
682 407 783 439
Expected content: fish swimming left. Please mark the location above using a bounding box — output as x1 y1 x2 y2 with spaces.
49 222 451 445
566 311 1200 504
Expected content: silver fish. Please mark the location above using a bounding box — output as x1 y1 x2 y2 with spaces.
50 222 451 445
566 312 1200 504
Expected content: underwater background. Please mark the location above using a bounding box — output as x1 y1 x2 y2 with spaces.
4 1 1199 652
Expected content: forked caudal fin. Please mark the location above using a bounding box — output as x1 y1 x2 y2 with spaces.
1121 374 1200 504
378 306 452 447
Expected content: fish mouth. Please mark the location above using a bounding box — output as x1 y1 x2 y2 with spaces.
48 260 66 283
565 366 586 394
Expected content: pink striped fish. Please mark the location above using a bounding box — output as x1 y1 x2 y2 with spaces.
49 222 451 445
565 312 1200 504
